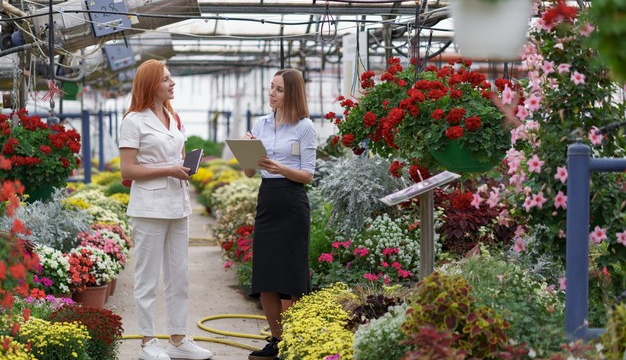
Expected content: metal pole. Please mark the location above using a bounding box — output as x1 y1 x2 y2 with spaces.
114 111 119 146
565 141 591 340
81 110 92 184
226 111 231 138
98 110 104 172
419 190 434 280
108 111 113 137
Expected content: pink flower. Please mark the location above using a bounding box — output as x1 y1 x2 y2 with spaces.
471 193 482 209
382 247 399 256
541 60 555 75
331 242 341 249
554 166 568 184
589 225 608 244
588 127 603 146
354 247 369 257
558 277 567 291
381 261 389 268
527 154 545 173
384 275 390 284
363 273 378 281
571 71 586 85
515 105 529 121
554 43 564 50
502 85 515 105
557 63 571 74
554 191 567 210
544 284 556 294
477 184 488 193
397 269 413 278
526 94 542 112
486 189 501 208
391 261 402 270
497 275 505 282
523 196 536 212
533 191 548 209
616 231 626 246
318 253 334 263
224 261 233 269
497 209 511 227
579 23 595 37
513 237 527 253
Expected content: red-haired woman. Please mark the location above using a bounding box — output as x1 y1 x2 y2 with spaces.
119 60 212 360
243 68 317 360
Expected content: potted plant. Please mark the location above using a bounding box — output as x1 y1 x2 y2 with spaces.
451 0 533 60
0 109 81 202
332 58 512 174
34 244 72 297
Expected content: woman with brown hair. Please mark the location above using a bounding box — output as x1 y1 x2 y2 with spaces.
243 68 317 360
119 59 213 360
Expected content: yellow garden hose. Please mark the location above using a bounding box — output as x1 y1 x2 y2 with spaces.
122 314 270 351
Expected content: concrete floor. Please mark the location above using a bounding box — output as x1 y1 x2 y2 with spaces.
106 193 266 360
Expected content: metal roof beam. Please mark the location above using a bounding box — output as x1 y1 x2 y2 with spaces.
198 2 421 16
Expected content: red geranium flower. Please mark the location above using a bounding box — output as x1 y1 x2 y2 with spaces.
445 126 465 140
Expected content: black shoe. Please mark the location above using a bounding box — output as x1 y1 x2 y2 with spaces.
248 337 279 360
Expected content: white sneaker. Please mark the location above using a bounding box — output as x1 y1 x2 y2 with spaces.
139 339 171 360
166 337 213 360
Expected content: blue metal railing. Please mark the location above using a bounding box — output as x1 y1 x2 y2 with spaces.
566 140 626 340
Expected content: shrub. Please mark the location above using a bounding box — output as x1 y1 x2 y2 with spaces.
441 250 566 354
184 135 223 157
353 303 409 360
601 298 626 359
18 318 91 360
0 189 91 252
279 283 355 360
319 156 405 236
403 272 509 358
0 335 36 360
50 304 124 360
401 326 466 360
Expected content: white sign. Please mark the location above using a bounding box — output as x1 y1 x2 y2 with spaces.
380 171 461 206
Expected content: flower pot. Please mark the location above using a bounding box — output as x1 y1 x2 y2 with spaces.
72 284 108 308
108 278 117 296
430 140 502 173
452 0 533 60
25 185 56 203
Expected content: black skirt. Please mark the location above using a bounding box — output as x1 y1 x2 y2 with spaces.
249 178 311 300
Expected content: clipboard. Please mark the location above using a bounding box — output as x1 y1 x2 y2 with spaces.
225 139 268 169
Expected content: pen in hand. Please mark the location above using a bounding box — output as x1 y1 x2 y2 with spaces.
243 132 256 140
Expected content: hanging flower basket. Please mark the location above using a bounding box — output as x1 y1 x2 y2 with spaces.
25 184 56 203
429 140 503 173
452 0 533 60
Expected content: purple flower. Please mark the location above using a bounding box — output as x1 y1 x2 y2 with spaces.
325 355 341 360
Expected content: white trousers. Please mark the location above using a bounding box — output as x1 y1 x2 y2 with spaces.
131 217 189 336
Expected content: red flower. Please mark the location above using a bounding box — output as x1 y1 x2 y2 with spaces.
331 136 339 146
449 89 463 99
2 138 18 155
409 163 431 182
342 134 355 147
431 109 444 120
452 190 473 211
325 112 336 120
445 107 466 124
352 148 366 155
341 99 355 108
397 79 407 87
39 145 52 154
389 161 405 178
0 260 6 280
381 72 394 82
363 112 377 127
465 116 482 131
0 156 10 170
445 126 465 140
61 157 70 168
9 263 25 280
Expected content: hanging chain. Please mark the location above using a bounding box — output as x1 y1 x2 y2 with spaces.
320 1 337 43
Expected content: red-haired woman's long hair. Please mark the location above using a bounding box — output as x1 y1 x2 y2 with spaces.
124 60 174 117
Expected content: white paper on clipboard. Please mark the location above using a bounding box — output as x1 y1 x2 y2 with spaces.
225 139 268 169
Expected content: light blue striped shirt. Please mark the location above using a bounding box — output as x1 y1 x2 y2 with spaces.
251 113 317 178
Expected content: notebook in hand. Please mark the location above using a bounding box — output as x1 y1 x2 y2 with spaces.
183 149 204 175
225 139 267 169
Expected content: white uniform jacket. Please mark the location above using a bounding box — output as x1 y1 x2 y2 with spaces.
119 108 192 219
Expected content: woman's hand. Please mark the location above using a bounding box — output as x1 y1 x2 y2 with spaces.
258 157 285 175
243 131 256 140
171 166 192 180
